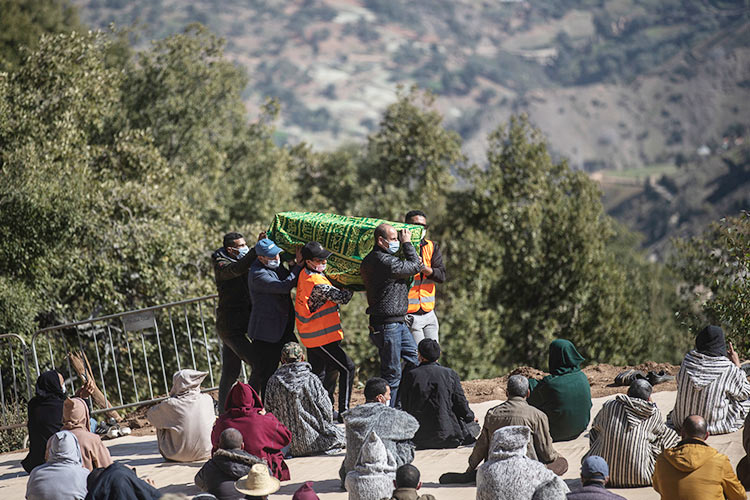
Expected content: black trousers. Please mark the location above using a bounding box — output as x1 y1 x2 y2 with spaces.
248 328 296 402
307 340 355 414
216 312 254 414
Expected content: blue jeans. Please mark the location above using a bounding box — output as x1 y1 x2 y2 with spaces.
369 321 419 407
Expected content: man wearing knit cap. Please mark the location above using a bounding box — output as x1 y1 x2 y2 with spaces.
247 237 303 399
567 456 626 499
400 339 478 449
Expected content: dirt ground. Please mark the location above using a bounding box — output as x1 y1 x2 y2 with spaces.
118 362 680 436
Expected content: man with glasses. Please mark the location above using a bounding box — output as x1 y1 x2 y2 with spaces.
404 210 447 344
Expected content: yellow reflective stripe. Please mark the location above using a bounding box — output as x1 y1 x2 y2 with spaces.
297 324 342 339
295 305 339 324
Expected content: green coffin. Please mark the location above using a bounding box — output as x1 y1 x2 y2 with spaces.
267 212 424 289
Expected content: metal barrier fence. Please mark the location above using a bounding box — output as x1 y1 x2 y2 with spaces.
29 294 246 416
0 334 33 432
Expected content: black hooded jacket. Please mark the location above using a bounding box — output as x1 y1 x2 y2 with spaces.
22 371 66 473
194 448 264 500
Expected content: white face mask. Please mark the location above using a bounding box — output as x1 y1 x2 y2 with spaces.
312 263 326 272
265 258 280 269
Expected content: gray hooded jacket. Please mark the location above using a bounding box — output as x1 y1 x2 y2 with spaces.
339 402 418 485
26 431 89 500
265 362 345 457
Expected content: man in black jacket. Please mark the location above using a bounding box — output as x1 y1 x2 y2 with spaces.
400 339 478 449
360 223 421 407
195 427 264 500
212 231 258 413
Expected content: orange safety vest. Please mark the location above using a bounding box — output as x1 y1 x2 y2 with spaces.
294 268 344 348
407 239 436 314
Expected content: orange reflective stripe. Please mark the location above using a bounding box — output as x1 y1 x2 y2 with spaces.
407 240 437 313
294 269 344 348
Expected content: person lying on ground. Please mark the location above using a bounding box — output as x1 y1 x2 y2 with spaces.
382 464 436 500
26 431 89 500
211 382 292 481
339 377 419 487
476 426 569 500
584 379 678 487
669 325 750 435
653 415 745 500
85 462 160 500
48 397 112 471
400 339 479 450
195 428 265 500
147 369 214 462
566 455 626 500
528 339 592 442
440 375 567 485
265 342 345 457
345 430 396 500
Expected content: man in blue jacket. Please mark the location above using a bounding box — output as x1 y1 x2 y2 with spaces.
247 238 303 399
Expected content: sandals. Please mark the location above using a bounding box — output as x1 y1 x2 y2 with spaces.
614 369 674 386
614 369 647 386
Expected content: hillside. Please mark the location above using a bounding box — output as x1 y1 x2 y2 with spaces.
73 0 750 171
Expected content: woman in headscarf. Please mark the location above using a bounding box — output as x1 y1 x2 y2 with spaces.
210 382 291 481
26 431 89 500
49 397 113 471
146 369 214 462
527 339 592 441
85 462 161 500
22 370 67 473
671 325 750 434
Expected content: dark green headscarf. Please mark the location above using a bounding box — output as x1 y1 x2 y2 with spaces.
548 339 585 376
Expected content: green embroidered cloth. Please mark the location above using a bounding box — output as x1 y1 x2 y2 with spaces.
267 212 424 289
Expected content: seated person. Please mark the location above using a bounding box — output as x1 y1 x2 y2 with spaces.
26 431 89 500
476 426 568 500
736 410 750 489
345 430 396 500
195 428 264 500
585 379 678 487
211 382 291 481
400 339 478 449
653 415 745 500
265 342 345 457
442 375 567 484
52 397 113 471
528 339 592 442
339 377 419 486
670 325 750 435
85 462 160 500
385 464 437 500
234 463 281 500
566 456 626 499
147 369 214 462
22 370 67 473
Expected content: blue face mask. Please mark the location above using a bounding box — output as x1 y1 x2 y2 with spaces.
265 258 280 269
236 246 249 259
387 241 400 255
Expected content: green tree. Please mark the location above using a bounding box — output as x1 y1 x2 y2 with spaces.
671 211 750 355
438 116 683 377
0 0 82 72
